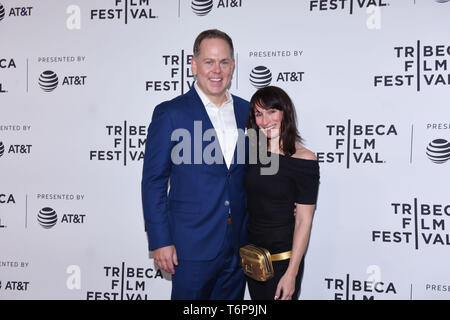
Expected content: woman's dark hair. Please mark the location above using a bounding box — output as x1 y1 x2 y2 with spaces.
247 86 302 157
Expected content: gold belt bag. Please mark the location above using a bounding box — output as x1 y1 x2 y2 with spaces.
239 244 292 282
239 244 274 281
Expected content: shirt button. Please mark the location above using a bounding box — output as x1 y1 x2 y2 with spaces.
224 200 230 206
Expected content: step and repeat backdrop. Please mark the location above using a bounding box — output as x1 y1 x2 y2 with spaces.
1 0 449 300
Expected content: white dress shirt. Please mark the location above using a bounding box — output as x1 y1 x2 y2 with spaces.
194 82 238 169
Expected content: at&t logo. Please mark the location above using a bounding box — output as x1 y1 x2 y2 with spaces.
0 141 32 158
191 0 243 16
38 207 58 229
39 71 58 92
426 139 450 164
37 207 87 229
191 0 213 16
0 3 33 22
0 4 5 21
38 70 87 92
249 65 305 89
250 66 272 89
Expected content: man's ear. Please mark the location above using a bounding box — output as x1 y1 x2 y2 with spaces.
191 57 197 76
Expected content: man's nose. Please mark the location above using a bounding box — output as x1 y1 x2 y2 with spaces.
212 62 221 73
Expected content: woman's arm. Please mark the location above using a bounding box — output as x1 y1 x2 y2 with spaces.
275 203 315 300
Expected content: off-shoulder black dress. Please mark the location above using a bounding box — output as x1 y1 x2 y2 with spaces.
244 153 320 300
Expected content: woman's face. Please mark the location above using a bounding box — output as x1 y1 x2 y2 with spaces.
254 104 283 139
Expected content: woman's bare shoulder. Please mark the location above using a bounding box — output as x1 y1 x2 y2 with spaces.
292 143 317 161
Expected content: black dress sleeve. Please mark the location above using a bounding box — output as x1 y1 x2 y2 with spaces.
293 161 320 205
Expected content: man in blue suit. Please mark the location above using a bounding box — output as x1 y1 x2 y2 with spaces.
142 29 249 299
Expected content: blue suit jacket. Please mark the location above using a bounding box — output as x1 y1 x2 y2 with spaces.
142 87 249 261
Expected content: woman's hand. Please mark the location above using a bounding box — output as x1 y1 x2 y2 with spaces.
275 272 296 300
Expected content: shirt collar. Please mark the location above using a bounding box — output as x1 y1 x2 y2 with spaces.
194 82 233 108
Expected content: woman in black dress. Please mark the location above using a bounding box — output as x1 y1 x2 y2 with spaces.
244 86 320 300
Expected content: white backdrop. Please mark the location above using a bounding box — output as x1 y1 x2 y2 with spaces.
1 0 449 300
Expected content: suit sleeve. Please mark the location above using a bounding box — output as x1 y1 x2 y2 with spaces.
141 103 174 251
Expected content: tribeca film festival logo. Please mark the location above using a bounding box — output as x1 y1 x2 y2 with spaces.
0 3 33 22
86 262 164 300
372 198 450 249
89 121 281 174
0 194 15 205
316 120 398 168
309 0 389 14
90 0 157 24
0 193 16 229
325 266 397 300
146 50 194 94
0 58 16 69
191 0 243 16
0 57 17 93
374 42 450 91
35 193 87 229
89 122 147 166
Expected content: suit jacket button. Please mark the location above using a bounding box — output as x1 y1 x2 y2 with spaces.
226 173 231 179
224 200 230 206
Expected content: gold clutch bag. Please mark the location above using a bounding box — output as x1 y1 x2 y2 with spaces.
239 244 292 282
239 244 274 281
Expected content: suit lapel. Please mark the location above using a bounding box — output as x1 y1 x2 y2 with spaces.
186 87 214 131
186 87 227 171
229 97 248 172
186 88 248 172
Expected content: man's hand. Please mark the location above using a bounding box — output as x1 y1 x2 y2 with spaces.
153 245 178 275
